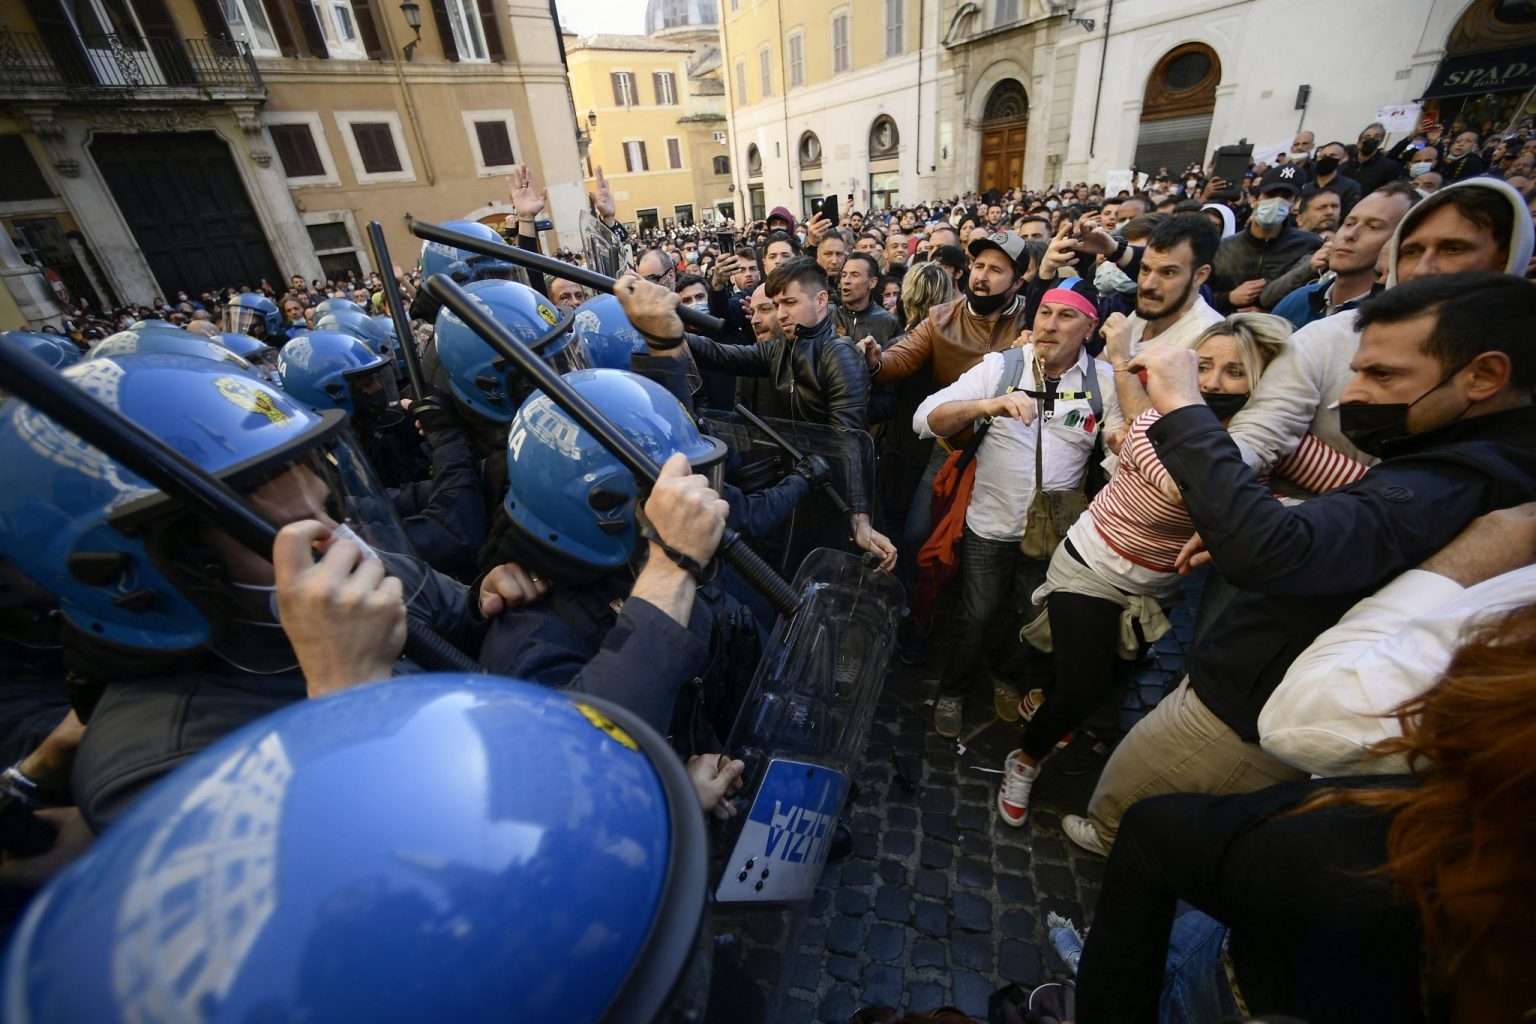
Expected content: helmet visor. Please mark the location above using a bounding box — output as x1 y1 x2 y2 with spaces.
344 362 404 430
145 429 425 674
221 305 267 339
471 261 532 288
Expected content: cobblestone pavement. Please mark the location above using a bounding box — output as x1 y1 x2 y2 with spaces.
769 574 1204 1024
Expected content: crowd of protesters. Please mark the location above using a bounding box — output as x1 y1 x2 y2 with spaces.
3 106 1535 1024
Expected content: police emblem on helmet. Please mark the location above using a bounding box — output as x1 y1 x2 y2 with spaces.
214 375 291 426
537 302 559 327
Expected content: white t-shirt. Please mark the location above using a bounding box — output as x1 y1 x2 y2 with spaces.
914 346 1123 543
1127 297 1223 354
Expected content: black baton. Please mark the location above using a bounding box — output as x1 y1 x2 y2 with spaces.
732 403 852 516
366 220 431 403
410 220 726 335
0 338 481 674
424 274 801 617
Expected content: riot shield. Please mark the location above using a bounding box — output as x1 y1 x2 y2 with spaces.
706 413 875 576
580 208 629 280
704 547 904 1024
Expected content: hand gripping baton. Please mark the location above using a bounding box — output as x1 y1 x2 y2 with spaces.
731 403 852 516
423 273 802 617
0 337 481 674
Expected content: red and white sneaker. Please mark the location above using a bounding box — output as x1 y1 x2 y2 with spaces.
1017 688 1046 722
997 749 1039 828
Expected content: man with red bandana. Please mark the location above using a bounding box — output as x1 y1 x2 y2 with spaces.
913 279 1124 738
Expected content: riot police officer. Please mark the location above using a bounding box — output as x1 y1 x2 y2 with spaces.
279 331 487 580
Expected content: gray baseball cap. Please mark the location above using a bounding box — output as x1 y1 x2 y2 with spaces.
966 230 1029 271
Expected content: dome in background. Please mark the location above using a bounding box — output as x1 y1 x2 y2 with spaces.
645 0 718 37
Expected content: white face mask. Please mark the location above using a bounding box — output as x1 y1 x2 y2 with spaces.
1254 197 1292 227
1094 261 1137 295
1410 161 1434 177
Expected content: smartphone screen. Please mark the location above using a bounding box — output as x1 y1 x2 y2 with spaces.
716 230 736 253
821 195 839 226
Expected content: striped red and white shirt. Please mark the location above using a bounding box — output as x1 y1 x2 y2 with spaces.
1089 409 1369 573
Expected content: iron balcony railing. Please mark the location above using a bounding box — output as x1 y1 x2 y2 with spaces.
0 30 263 92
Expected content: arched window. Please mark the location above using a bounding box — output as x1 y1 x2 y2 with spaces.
982 79 1029 123
1134 43 1221 175
746 143 762 177
713 155 730 175
798 131 822 169
1141 43 1221 119
869 116 899 158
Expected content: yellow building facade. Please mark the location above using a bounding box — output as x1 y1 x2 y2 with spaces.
721 0 936 221
564 30 734 233
0 0 583 321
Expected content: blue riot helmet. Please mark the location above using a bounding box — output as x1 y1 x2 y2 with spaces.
3 675 710 1024
433 278 591 422
0 330 82 370
420 219 519 283
0 353 424 670
279 330 403 430
314 308 392 361
311 296 367 322
87 326 257 372
215 331 282 386
504 368 728 582
221 293 282 340
571 292 649 370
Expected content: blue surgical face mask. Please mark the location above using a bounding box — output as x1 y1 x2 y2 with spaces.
1254 197 1292 227
1410 161 1434 177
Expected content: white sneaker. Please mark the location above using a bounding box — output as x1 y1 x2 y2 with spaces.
997 750 1038 827
934 695 964 738
1062 813 1110 856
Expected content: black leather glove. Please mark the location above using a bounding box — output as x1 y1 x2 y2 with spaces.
792 454 830 489
411 388 464 437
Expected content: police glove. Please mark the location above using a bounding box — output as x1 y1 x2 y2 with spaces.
792 455 831 489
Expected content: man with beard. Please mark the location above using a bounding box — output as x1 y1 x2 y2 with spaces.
861 230 1036 392
914 279 1121 737
1342 122 1407 195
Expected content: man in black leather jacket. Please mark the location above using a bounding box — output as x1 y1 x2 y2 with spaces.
623 262 897 568
684 257 872 432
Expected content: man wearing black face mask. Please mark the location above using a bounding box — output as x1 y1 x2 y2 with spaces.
1301 141 1363 217
1342 122 1407 196
1059 272 1536 858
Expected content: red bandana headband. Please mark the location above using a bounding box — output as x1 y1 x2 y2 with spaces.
1040 287 1099 321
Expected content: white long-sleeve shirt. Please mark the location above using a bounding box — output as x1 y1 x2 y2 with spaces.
914 345 1122 542
1258 564 1536 777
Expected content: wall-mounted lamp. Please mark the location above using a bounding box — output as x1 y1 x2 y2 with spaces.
587 109 598 132
400 0 422 61
1070 15 1095 30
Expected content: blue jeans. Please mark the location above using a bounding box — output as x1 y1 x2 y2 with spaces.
1159 910 1239 1024
898 444 949 595
939 528 1046 696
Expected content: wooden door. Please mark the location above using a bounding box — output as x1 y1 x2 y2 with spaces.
91 132 281 296
978 120 1028 192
